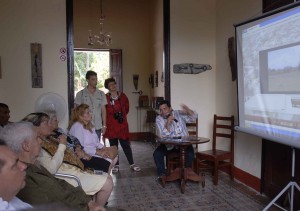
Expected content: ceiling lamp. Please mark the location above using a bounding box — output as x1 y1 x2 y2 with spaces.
88 0 112 46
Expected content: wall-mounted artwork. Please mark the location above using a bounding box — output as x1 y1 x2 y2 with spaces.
31 43 43 88
173 63 212 74
228 36 237 81
149 73 154 88
133 74 139 90
155 71 158 87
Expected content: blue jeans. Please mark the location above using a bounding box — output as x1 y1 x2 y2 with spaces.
153 144 195 176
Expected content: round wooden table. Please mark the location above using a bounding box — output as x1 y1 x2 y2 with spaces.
156 136 210 193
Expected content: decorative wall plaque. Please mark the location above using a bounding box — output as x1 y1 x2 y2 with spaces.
173 63 212 74
31 43 43 88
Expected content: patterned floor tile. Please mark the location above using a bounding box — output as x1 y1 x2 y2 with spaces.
106 141 276 211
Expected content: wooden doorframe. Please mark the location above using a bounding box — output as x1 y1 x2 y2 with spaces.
163 0 170 101
66 0 74 116
66 0 171 113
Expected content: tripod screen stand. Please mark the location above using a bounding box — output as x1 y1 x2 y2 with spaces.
263 147 300 211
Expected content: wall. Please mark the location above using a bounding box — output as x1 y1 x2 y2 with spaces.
170 0 217 147
215 0 262 178
73 0 160 132
170 0 263 178
0 0 69 128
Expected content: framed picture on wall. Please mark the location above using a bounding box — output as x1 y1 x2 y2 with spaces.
31 43 43 88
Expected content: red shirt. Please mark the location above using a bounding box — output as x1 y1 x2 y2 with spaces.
103 92 130 140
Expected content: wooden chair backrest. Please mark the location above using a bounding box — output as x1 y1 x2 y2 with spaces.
212 114 234 152
186 118 198 137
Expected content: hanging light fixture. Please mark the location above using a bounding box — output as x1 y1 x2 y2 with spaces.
88 0 112 46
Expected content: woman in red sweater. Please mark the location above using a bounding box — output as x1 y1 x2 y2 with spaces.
103 78 141 173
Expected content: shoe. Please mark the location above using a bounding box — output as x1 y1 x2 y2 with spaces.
159 173 167 178
156 175 164 181
130 164 141 171
156 174 166 187
112 165 119 173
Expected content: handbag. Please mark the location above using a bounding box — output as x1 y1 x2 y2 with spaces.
103 146 118 159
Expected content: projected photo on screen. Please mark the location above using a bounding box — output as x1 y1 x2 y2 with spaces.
260 43 300 94
235 3 300 148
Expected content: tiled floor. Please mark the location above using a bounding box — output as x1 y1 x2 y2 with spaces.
106 141 276 211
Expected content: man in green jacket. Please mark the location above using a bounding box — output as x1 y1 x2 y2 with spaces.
0 122 104 211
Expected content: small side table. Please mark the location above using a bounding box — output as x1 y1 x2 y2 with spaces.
156 136 210 193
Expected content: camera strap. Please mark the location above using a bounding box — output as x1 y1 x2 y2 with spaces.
109 92 123 114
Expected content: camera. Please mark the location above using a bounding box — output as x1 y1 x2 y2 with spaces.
113 112 123 123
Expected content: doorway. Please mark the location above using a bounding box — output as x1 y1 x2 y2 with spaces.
66 0 169 114
74 50 110 96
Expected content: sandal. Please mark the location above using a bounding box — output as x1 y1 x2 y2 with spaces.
130 164 141 172
112 165 119 174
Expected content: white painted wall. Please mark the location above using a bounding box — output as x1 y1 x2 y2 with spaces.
170 0 217 149
0 0 69 128
216 0 262 178
170 0 263 178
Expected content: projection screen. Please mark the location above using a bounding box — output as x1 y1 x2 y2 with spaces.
235 2 300 148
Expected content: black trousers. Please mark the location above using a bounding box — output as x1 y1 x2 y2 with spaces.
81 156 110 173
109 138 134 165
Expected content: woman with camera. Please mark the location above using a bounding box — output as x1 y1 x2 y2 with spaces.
103 78 141 173
68 104 118 173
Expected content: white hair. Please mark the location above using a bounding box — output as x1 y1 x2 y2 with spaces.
43 109 57 123
0 122 34 153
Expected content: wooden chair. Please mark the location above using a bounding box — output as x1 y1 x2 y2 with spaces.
196 114 234 185
166 119 198 174
186 119 199 151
